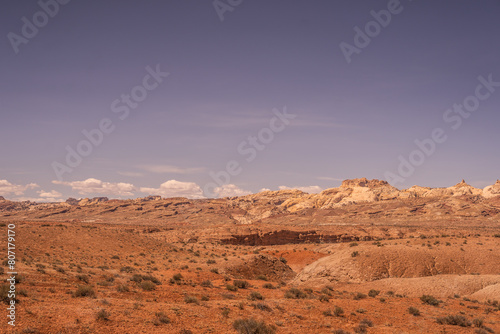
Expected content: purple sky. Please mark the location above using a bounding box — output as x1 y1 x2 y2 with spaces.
1 0 499 201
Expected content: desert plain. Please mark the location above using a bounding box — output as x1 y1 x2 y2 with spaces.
1 178 499 333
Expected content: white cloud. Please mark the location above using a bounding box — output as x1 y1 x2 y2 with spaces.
138 165 205 174
38 190 63 198
15 196 64 203
214 184 252 198
0 180 38 196
278 185 323 193
53 178 136 197
140 180 204 199
259 188 272 192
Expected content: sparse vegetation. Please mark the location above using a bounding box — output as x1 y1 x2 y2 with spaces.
284 288 307 299
153 312 171 325
408 307 420 316
184 295 199 304
251 303 272 312
353 292 367 300
436 314 471 327
248 291 264 301
73 285 96 298
233 318 276 334
139 281 156 291
420 294 441 306
96 309 110 321
200 280 213 287
234 280 250 289
76 274 89 284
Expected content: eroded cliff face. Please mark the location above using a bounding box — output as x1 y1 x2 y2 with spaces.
221 230 374 246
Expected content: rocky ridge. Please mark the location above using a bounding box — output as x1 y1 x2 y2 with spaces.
1 178 499 226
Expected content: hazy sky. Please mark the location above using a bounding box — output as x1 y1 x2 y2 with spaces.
1 0 499 201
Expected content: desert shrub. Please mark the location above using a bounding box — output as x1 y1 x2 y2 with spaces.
226 284 238 291
221 307 230 318
332 330 351 334
472 318 484 328
120 266 135 273
73 285 96 298
284 288 307 299
251 303 272 312
323 309 333 317
111 255 120 259
368 289 380 298
55 266 66 274
116 284 129 293
408 307 420 316
18 289 28 297
333 306 344 317
420 294 441 306
210 268 219 274
172 273 183 281
184 295 199 304
140 281 156 291
263 283 275 289
256 275 268 281
351 251 359 257
0 284 13 304
96 309 110 321
319 294 330 302
279 257 287 264
349 242 358 247
201 295 209 301
248 291 264 301
360 319 373 327
142 274 161 285
201 280 213 288
436 314 471 327
353 292 367 300
130 274 143 283
234 280 250 289
233 318 276 334
153 312 170 325
354 319 374 334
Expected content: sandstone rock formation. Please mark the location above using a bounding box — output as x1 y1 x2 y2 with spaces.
1 178 499 226
484 179 500 198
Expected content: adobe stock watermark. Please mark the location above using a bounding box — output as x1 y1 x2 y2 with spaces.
203 106 296 197
384 73 500 185
213 0 243 22
51 64 169 181
339 0 412 64
7 0 72 55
